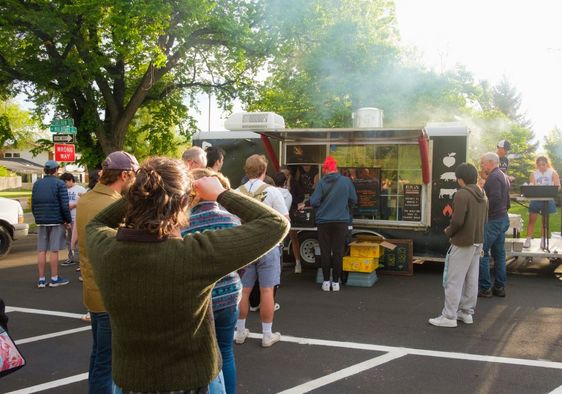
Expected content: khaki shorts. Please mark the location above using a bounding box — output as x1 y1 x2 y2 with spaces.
37 225 67 252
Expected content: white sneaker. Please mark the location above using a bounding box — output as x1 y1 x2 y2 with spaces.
428 315 457 327
321 281 331 291
234 328 250 344
331 282 340 291
523 238 531 248
294 262 302 274
457 311 473 324
261 332 281 348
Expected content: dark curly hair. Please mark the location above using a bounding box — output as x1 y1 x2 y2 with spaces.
124 157 192 237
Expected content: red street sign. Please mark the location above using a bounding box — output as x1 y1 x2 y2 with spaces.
54 143 76 162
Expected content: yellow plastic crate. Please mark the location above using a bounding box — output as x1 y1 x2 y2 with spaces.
343 256 379 273
349 241 381 258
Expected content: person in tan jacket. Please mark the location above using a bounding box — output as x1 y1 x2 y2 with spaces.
429 163 488 328
75 151 139 394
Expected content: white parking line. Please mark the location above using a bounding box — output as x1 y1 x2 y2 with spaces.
277 351 407 393
4 372 88 394
249 332 562 370
6 306 85 319
15 326 91 345
549 385 562 394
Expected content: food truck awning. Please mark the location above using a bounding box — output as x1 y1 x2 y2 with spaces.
258 128 424 143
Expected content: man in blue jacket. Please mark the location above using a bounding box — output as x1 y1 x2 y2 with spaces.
478 152 511 298
310 156 357 292
31 160 72 288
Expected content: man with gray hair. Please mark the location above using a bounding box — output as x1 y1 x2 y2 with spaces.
182 146 207 170
478 152 510 298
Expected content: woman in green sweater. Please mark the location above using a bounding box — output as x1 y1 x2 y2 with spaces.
86 156 289 393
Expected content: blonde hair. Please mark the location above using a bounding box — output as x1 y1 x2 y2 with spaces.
189 168 230 207
536 156 551 167
124 157 191 237
244 154 268 179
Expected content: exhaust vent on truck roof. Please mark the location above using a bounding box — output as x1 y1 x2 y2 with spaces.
224 112 285 131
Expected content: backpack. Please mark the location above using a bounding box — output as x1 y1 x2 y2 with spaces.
238 183 270 202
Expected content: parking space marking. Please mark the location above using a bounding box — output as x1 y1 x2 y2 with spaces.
249 332 562 370
6 306 85 319
15 326 91 345
549 385 562 394
5 372 88 394
278 351 407 393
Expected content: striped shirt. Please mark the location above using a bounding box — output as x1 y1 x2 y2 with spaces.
182 201 242 311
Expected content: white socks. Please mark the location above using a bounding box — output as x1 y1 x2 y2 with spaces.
262 322 273 335
236 319 246 333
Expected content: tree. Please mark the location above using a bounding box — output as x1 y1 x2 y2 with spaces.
248 0 477 128
544 127 562 174
0 99 38 150
0 0 272 167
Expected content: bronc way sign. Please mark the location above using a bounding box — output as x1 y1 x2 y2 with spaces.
54 143 76 162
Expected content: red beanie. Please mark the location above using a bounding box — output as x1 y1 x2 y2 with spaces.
322 156 337 172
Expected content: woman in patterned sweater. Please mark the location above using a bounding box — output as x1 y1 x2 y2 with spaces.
182 168 242 394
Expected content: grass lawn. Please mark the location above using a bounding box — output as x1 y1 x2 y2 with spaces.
509 202 561 238
0 190 32 198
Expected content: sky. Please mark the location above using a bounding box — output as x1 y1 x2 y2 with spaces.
394 0 562 144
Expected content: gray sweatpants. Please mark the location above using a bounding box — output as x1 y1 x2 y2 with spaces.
442 244 482 320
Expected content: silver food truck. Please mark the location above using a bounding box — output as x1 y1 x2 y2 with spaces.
193 109 471 270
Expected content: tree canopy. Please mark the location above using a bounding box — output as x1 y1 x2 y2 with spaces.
247 0 479 128
0 99 38 149
0 0 272 167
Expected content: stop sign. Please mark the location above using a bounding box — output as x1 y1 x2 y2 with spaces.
54 143 76 162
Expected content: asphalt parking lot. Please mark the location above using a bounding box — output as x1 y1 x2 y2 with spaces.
1 235 562 393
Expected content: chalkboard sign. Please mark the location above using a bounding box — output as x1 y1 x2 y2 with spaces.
340 167 381 216
378 239 413 276
402 184 422 221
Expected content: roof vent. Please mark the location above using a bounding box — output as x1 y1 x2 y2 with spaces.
224 112 285 131
352 107 383 128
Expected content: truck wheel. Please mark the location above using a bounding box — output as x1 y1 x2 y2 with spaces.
298 232 319 265
0 225 12 259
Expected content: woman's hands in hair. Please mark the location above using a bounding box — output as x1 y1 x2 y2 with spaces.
193 176 226 202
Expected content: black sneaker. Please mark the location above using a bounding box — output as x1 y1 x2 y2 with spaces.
61 259 76 267
492 286 506 297
478 288 492 298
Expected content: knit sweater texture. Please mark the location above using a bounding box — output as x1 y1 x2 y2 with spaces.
86 190 289 392
181 201 243 312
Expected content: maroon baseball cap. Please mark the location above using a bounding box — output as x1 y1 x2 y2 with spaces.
102 151 139 171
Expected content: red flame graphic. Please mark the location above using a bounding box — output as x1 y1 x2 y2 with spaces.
442 204 453 217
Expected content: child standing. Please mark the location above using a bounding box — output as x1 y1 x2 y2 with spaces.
429 163 488 327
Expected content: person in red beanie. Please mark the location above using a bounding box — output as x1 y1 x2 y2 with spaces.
310 156 357 291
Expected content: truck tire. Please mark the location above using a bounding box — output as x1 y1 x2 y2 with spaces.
298 232 319 265
0 225 12 259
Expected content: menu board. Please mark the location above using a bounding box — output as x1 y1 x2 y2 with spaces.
402 184 422 221
340 167 381 216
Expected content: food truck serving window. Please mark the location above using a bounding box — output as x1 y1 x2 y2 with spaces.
330 144 423 223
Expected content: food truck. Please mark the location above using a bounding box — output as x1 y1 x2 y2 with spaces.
194 109 471 266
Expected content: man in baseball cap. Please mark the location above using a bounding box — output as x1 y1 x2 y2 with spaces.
44 159 60 170
496 140 511 174
75 150 139 392
102 151 140 172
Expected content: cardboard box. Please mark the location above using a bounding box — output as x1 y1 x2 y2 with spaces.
349 241 381 258
343 256 379 273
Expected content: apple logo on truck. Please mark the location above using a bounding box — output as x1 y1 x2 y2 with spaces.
443 153 456 168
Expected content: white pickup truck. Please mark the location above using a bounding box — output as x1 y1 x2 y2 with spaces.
0 197 29 258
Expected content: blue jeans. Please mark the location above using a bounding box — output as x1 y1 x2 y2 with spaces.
479 215 510 290
89 312 112 394
213 305 239 394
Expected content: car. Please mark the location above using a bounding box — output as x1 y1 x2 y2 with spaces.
0 196 29 258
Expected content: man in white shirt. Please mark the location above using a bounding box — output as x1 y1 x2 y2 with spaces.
234 154 289 347
60 173 86 266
